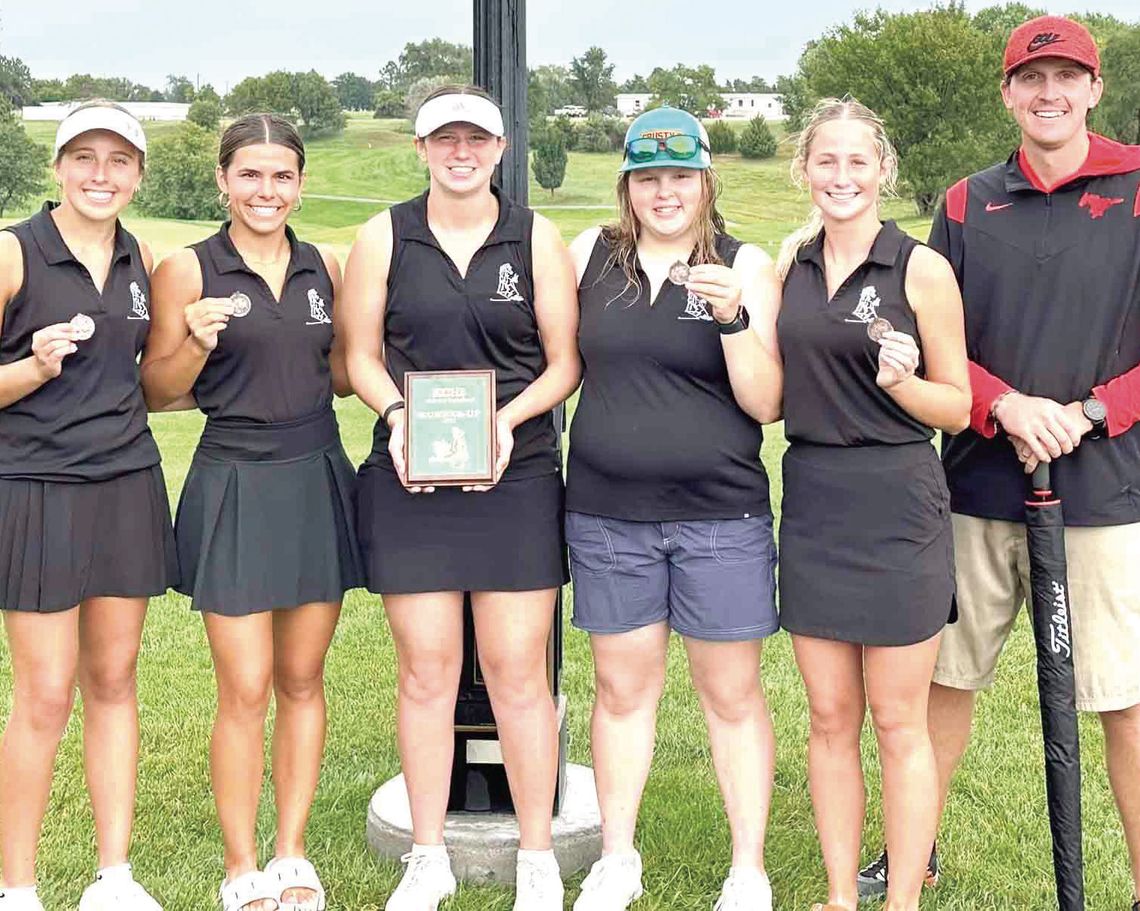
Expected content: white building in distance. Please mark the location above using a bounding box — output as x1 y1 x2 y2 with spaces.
616 92 786 122
22 102 190 122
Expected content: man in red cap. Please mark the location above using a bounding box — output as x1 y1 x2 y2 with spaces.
857 15 1140 907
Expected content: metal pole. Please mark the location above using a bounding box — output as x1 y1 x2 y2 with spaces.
473 0 528 205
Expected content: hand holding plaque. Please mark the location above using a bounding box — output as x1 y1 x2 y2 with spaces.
404 370 498 488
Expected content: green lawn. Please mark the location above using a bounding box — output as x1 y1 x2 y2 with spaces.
0 122 1132 910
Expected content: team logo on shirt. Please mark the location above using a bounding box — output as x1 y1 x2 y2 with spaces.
305 288 332 325
490 263 526 302
678 290 714 321
127 281 150 320
1078 192 1124 220
845 285 882 325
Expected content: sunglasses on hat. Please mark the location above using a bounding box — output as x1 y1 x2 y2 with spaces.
624 134 709 164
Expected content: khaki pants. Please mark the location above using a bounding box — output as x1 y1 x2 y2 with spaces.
934 514 1140 712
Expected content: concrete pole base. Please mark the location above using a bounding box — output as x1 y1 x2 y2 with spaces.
366 762 603 884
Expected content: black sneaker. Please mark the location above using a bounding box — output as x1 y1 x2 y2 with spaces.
856 845 939 900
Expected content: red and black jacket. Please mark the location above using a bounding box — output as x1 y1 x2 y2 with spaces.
930 133 1140 525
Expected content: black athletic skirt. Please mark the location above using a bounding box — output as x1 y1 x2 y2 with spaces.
0 465 178 613
778 441 956 647
175 409 364 616
356 464 568 594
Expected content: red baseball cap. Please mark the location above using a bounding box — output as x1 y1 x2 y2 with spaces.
1004 15 1100 78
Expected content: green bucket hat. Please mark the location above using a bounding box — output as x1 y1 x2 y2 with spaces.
619 106 712 173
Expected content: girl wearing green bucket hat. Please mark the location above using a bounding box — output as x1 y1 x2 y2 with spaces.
565 106 784 911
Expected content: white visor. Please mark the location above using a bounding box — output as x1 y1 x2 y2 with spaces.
414 93 505 139
54 105 147 157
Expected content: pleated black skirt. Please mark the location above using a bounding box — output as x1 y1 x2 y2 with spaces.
356 465 569 594
778 441 956 647
175 409 364 615
0 465 178 613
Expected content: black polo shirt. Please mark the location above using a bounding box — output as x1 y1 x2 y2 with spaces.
566 232 770 521
779 221 932 447
366 187 558 479
189 224 335 423
0 202 159 481
931 134 1140 526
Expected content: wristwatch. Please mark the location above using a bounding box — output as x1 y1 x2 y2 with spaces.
1081 395 1107 439
716 304 750 335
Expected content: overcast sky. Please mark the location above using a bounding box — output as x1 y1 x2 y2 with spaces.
3 0 1136 92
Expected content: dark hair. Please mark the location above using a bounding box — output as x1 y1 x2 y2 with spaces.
55 98 146 169
218 113 306 171
419 84 501 111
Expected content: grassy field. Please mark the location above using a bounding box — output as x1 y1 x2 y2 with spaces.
0 116 1132 910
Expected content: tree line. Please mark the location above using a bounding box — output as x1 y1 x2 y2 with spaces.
1 2 1138 217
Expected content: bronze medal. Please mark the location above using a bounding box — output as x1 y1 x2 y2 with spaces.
867 317 893 342
668 261 690 285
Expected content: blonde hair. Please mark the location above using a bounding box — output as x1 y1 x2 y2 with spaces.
597 168 726 305
55 99 146 170
775 97 899 280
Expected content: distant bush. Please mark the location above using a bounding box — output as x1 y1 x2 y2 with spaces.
574 113 624 153
706 120 736 154
738 117 777 160
187 96 222 130
135 122 219 221
532 127 568 197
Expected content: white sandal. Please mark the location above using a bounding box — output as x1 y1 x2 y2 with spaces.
219 871 280 911
264 857 326 911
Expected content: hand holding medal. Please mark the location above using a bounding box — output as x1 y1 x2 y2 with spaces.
29 320 84 380
185 295 238 354
680 263 743 324
875 327 921 390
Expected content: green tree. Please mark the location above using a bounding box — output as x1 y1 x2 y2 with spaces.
1098 24 1140 144
727 76 775 93
0 98 49 216
619 74 649 93
334 72 375 111
135 122 219 221
225 71 296 116
529 65 572 121
738 116 777 159
32 78 68 102
397 39 472 87
1 56 35 106
187 95 222 130
971 3 1045 37
63 74 134 101
569 47 617 112
797 5 1017 214
706 120 737 154
196 85 222 104
165 75 195 104
532 127 568 196
775 72 814 132
373 90 405 118
646 64 723 116
294 71 346 138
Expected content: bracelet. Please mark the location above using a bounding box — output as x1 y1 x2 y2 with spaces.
382 400 406 426
990 390 1016 429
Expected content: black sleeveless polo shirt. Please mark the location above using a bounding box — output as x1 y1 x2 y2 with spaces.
778 221 933 447
189 225 335 423
0 202 160 481
566 232 770 521
366 188 558 479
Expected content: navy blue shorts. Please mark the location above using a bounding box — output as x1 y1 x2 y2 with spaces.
566 511 779 641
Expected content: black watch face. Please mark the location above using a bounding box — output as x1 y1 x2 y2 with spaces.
1083 398 1107 423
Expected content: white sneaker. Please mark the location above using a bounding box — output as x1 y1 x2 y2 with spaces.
572 851 644 911
0 886 45 911
513 850 563 911
385 845 457 911
78 865 162 911
713 866 771 911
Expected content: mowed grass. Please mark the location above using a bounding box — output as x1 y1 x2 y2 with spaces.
0 116 1132 910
